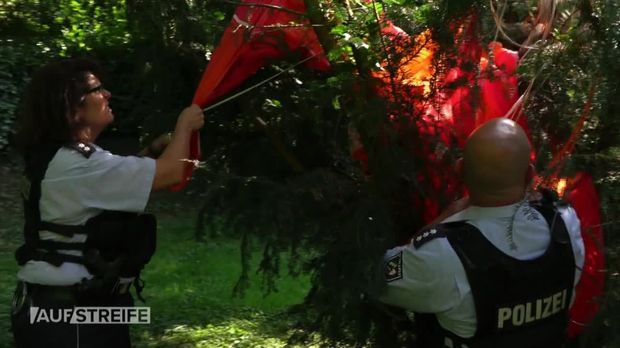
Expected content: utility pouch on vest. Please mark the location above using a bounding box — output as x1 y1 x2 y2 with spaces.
17 143 157 300
83 211 156 276
81 211 157 298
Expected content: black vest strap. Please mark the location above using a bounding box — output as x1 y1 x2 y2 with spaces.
15 246 86 266
21 145 61 248
35 240 86 251
416 199 576 348
18 143 91 266
17 143 156 300
38 221 88 237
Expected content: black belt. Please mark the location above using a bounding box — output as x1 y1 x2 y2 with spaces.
26 280 131 301
26 282 80 304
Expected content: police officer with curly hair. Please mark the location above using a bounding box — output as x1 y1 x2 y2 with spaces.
380 118 585 348
10 58 204 348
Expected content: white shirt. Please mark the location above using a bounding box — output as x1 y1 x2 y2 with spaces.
17 144 156 286
379 200 585 338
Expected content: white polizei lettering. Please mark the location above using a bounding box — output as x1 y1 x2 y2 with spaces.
552 291 563 314
525 302 537 323
496 289 569 329
497 307 512 328
512 304 526 326
542 296 553 319
561 289 567 309
536 298 542 320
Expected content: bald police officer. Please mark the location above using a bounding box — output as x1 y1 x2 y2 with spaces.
379 118 585 348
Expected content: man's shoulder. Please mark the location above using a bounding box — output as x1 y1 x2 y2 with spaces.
412 222 472 249
412 226 446 249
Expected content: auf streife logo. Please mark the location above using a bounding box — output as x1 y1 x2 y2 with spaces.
29 307 150 324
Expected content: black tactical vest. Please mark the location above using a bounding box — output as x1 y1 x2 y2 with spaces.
15 143 156 298
415 199 576 348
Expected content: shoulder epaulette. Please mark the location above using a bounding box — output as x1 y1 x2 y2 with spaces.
66 142 96 158
412 225 446 249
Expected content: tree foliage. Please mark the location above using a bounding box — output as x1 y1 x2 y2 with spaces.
1 0 619 346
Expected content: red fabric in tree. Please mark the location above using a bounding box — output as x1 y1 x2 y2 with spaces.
365 18 604 336
171 0 330 191
564 173 605 338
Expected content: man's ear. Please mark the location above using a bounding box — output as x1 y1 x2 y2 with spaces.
525 163 536 185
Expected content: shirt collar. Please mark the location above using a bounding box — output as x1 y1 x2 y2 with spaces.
443 198 527 222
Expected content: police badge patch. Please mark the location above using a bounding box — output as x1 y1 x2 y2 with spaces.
385 251 403 282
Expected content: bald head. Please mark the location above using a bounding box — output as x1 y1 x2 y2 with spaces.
460 118 532 205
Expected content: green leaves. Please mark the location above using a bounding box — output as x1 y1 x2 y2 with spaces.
53 0 130 54
1 0 619 346
0 41 46 150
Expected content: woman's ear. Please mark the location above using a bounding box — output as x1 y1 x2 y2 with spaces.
73 105 85 125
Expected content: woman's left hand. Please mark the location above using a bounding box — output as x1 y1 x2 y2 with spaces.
141 133 172 158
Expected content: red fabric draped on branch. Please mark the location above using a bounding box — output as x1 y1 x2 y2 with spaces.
172 0 329 191
359 14 604 338
188 1 603 338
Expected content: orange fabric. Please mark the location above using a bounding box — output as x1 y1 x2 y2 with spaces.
356 18 605 335
366 21 522 221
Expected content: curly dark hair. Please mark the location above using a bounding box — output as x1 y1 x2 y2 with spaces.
15 58 103 155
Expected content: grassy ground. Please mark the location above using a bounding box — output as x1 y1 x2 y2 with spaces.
132 211 314 348
0 151 316 347
0 209 315 348
1 150 618 347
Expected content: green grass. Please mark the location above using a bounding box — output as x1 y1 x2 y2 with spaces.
131 212 312 347
0 210 316 348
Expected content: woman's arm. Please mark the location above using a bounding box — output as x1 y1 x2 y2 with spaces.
138 133 172 158
151 105 204 191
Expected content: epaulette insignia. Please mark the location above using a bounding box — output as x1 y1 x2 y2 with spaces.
412 227 445 249
385 251 403 282
69 142 96 158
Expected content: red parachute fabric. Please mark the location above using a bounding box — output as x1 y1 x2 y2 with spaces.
362 17 605 337
171 0 330 191
368 19 528 222
564 173 605 338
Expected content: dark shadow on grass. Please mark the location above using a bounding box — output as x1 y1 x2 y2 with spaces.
129 199 313 347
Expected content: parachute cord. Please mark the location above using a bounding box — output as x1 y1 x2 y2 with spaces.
202 53 318 113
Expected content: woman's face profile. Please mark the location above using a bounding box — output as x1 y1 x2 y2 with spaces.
76 72 114 131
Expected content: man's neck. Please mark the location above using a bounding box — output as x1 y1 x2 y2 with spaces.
469 191 525 207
